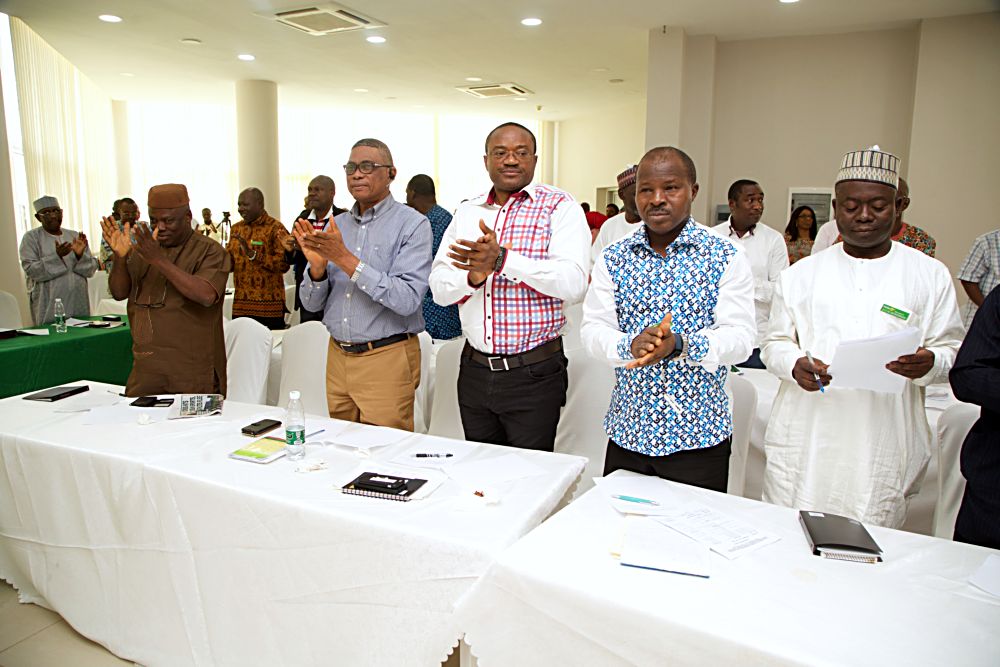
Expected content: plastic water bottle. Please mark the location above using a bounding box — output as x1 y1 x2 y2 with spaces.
53 298 67 333
285 390 305 461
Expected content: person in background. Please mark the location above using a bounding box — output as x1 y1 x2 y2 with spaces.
957 228 1000 328
19 195 97 325
582 201 608 237
582 146 755 491
100 197 139 274
227 187 291 330
200 207 222 242
761 146 963 528
295 139 431 431
101 184 232 396
950 285 1000 550
286 175 346 323
406 174 460 341
784 205 817 264
710 179 788 368
605 203 620 218
592 165 642 263
430 122 589 452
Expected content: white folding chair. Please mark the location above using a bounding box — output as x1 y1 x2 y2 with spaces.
223 318 273 404
277 321 330 417
933 402 978 539
0 290 22 329
412 332 433 434
554 347 616 498
727 374 758 497
426 338 466 439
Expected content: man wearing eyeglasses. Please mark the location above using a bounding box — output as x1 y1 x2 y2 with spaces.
294 138 432 431
428 122 590 451
100 183 232 397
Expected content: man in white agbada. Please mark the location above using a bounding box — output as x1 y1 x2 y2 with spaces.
761 147 963 528
19 195 96 325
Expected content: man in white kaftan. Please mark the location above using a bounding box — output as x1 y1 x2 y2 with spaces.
761 147 963 528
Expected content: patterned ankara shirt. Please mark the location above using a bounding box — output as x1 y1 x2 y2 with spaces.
581 221 756 456
420 204 462 340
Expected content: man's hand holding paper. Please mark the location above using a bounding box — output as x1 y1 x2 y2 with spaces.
826 326 923 394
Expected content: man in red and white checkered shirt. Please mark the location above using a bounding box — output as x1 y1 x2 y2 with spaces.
429 122 590 451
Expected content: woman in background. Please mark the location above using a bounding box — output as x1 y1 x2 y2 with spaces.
784 205 817 264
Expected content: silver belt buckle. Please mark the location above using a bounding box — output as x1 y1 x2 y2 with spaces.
487 356 509 372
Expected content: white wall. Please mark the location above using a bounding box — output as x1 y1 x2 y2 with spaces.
709 27 920 237
907 12 1000 282
555 99 647 205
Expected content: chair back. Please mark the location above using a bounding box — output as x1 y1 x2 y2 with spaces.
277 321 330 416
223 318 273 404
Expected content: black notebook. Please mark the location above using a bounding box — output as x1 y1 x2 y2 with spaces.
23 385 89 402
343 472 427 502
799 510 883 564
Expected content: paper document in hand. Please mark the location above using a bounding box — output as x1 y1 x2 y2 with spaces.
655 506 780 560
594 474 682 516
620 516 710 578
827 326 921 394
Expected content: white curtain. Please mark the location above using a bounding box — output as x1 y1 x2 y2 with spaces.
10 17 115 248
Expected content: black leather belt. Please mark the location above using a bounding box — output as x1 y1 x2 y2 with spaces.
333 333 412 354
463 338 563 372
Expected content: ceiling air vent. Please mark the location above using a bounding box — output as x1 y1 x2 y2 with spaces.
265 3 385 36
458 83 534 99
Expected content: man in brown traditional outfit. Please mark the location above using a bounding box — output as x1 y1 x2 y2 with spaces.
227 187 290 330
100 184 232 396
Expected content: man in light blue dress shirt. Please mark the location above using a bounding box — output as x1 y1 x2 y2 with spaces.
294 138 432 431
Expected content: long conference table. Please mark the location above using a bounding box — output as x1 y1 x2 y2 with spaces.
457 470 1000 666
0 381 586 666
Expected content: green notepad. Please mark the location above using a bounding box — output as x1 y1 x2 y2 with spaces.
229 436 286 464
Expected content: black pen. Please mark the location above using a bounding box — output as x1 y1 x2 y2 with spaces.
415 453 453 458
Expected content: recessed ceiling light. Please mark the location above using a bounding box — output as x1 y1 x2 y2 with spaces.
354 88 369 93
366 35 386 44
180 38 202 45
98 15 122 23
779 0 799 3
120 72 134 77
514 97 528 101
237 54 255 61
592 67 609 73
521 18 542 27
465 76 483 82
609 78 624 84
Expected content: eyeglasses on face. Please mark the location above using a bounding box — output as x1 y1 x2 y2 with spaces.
343 161 393 175
488 148 534 161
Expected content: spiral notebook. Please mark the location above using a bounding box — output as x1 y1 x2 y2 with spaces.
342 472 427 502
799 510 883 564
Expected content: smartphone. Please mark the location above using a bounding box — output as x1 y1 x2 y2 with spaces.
130 396 174 408
241 419 281 437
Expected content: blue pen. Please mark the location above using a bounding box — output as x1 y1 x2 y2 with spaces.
804 350 825 393
612 494 660 506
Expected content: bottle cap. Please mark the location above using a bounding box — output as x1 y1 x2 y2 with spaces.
289 390 300 400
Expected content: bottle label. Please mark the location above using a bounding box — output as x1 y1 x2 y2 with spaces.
286 428 305 446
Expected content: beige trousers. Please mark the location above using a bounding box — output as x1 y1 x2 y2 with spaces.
325 336 420 431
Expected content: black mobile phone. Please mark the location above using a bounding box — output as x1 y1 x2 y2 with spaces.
241 419 281 437
130 396 174 408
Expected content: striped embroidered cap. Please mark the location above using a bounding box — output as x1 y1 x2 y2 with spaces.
836 145 899 189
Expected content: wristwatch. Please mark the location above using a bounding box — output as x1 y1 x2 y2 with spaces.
493 247 508 274
664 332 685 362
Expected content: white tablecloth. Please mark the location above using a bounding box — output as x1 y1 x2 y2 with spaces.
0 382 585 667
739 369 965 537
458 471 1000 667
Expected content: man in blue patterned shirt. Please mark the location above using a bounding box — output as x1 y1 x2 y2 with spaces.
582 146 756 491
406 174 461 340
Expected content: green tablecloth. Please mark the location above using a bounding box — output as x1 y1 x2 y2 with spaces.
0 317 133 398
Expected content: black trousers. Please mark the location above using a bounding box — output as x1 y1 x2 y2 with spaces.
604 438 732 493
737 347 766 369
458 347 568 452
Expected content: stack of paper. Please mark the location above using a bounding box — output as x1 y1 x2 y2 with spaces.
620 516 711 578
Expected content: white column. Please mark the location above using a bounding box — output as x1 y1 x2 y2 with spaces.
644 26 686 149
0 59 30 323
111 99 131 197
679 35 718 224
235 80 280 214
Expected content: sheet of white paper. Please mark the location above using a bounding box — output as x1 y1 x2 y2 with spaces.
54 392 123 412
326 424 411 449
620 516 711 578
969 554 1000 598
81 404 169 425
447 452 547 486
388 436 478 468
593 475 687 516
655 505 780 559
828 326 921 394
